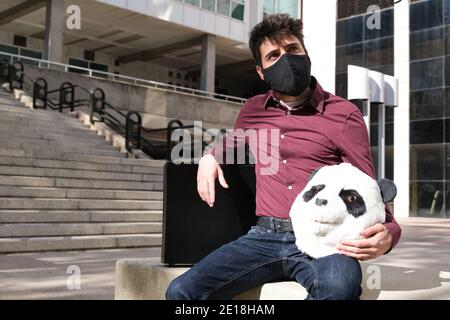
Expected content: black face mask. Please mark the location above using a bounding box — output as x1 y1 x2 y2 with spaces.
262 54 312 96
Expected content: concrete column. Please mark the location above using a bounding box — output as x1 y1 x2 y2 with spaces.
43 0 64 62
393 1 410 218
248 0 264 30
302 0 337 94
200 34 216 93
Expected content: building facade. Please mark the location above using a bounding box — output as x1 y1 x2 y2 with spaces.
0 0 448 218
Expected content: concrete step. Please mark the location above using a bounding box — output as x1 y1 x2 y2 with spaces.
0 130 111 146
0 148 166 167
0 155 163 175
0 103 80 120
0 175 163 191
0 197 163 210
0 127 99 141
0 233 162 253
0 165 163 182
0 209 162 223
0 222 162 237
0 186 163 200
0 97 25 107
2 132 111 146
0 138 118 152
0 145 126 158
0 112 90 128
0 120 99 136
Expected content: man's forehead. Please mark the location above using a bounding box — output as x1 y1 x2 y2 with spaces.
260 35 301 51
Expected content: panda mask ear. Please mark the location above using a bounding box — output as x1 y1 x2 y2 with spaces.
377 179 397 203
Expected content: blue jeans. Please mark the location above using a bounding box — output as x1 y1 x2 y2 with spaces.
166 223 362 300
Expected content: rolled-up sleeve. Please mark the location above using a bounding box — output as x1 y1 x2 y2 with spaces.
202 106 248 164
337 109 402 252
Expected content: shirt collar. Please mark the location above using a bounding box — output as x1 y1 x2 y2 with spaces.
263 76 327 114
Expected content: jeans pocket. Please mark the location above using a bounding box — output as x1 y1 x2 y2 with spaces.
248 225 269 235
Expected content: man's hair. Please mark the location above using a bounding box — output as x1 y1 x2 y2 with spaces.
249 14 307 67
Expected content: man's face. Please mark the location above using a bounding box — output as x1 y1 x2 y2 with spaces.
256 34 306 81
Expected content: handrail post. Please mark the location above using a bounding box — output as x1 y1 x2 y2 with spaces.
33 77 47 109
90 88 105 124
59 82 75 113
7 61 24 91
125 111 142 152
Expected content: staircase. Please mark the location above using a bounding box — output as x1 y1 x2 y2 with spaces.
0 88 165 253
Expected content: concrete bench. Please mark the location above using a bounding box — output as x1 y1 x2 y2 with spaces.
115 259 383 300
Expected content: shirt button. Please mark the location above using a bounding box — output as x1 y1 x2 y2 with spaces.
283 160 287 164
281 135 285 139
288 185 293 190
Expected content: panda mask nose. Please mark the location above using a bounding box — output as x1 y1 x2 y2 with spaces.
315 198 328 206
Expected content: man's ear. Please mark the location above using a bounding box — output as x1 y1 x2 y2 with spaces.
377 179 397 203
256 65 264 81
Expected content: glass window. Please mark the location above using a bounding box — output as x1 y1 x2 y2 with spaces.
19 48 42 66
410 144 444 180
446 88 450 117
201 0 215 11
264 0 274 14
370 64 394 76
410 0 443 32
231 1 244 20
445 0 450 25
68 58 89 75
410 119 444 144
336 43 363 73
336 16 363 45
185 0 200 7
446 25 450 55
335 72 347 99
410 58 444 90
446 56 450 86
445 118 450 142
364 37 394 68
411 89 444 120
364 8 394 40
369 122 393 147
275 0 298 17
90 62 108 78
410 181 444 217
0 43 18 61
217 0 230 16
410 27 444 61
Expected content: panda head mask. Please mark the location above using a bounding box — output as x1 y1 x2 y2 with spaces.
289 162 397 259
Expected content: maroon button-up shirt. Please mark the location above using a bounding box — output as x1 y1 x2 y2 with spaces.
205 77 401 250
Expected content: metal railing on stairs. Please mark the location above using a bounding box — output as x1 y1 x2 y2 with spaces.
0 59 215 161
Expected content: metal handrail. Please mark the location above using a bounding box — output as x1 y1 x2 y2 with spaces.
0 51 247 105
0 59 215 160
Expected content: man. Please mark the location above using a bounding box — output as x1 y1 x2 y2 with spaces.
166 14 401 300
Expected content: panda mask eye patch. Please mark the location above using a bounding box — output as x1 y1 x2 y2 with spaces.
338 189 367 218
302 184 325 202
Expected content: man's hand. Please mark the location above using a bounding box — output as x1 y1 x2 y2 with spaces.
336 223 392 261
197 154 229 207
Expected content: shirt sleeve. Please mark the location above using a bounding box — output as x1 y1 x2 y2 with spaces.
202 105 247 164
337 109 402 252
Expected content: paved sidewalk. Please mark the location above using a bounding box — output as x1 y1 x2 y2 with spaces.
0 217 449 300
0 247 160 299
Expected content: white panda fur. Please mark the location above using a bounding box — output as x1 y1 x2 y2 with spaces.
289 162 386 259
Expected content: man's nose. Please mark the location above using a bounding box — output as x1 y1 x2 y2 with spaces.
315 198 328 206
